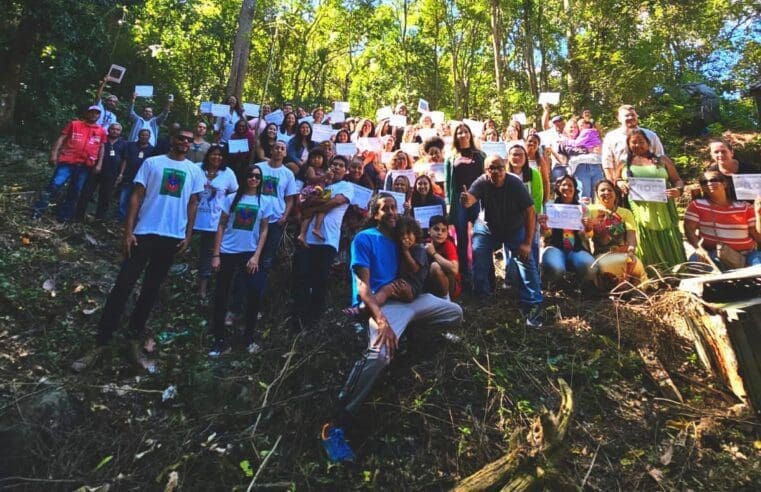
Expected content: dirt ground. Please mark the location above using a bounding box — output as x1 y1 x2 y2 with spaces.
1 138 761 491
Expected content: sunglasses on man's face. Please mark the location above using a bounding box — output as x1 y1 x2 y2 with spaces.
487 165 505 172
175 135 193 143
699 178 724 185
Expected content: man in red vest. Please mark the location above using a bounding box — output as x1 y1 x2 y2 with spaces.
32 105 107 222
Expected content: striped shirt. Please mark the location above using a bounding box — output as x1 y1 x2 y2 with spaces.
684 199 757 251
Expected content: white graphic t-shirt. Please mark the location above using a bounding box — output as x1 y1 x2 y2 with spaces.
256 161 298 221
193 166 239 232
133 155 205 239
220 194 276 254
305 181 354 252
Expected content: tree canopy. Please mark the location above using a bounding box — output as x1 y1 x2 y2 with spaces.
1 0 759 137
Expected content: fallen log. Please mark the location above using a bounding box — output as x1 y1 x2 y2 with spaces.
452 379 573 492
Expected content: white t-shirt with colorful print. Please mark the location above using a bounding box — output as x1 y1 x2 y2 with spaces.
220 193 277 254
133 155 206 239
256 161 298 221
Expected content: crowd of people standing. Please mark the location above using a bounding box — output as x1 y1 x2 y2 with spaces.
32 78 761 462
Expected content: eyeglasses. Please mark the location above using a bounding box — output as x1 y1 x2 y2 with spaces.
248 174 263 179
699 178 724 185
175 136 193 142
487 166 505 171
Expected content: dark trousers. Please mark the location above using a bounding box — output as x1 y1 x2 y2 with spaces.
212 252 267 342
291 245 337 321
32 163 91 221
96 235 179 345
75 173 117 220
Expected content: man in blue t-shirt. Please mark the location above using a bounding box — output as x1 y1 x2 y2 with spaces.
320 193 463 463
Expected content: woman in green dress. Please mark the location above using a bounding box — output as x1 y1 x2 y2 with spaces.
614 129 686 269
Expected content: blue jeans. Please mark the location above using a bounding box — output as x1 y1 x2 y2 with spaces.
540 246 595 283
573 164 604 202
32 163 91 221
453 203 480 283
472 222 543 308
689 249 761 271
118 183 134 222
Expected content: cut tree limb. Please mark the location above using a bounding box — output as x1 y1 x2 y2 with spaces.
452 378 573 492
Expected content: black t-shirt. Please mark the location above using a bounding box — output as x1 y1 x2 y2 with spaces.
101 139 127 177
452 150 485 190
469 174 534 240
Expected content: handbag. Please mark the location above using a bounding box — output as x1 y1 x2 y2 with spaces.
710 208 747 270
716 242 746 270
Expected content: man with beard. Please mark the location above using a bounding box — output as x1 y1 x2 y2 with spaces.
602 104 665 180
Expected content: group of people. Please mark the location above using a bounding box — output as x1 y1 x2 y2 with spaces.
32 79 761 462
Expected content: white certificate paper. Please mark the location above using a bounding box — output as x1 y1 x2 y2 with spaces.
429 163 445 182
628 177 667 203
389 169 417 187
386 190 408 210
265 109 284 126
731 174 761 200
333 101 350 113
417 98 430 113
545 203 583 231
357 137 383 153
400 142 420 157
414 205 443 228
463 118 483 138
335 143 357 156
134 85 154 98
511 112 527 124
199 101 212 114
211 103 230 117
243 103 260 117
417 128 437 141
538 92 560 105
376 106 393 121
389 114 407 128
350 184 373 210
311 124 333 143
481 141 507 158
227 139 249 153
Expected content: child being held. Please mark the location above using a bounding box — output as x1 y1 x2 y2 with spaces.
344 216 428 317
558 119 603 157
297 147 333 244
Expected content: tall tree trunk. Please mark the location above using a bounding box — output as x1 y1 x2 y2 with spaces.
490 0 504 96
0 1 43 132
523 0 538 98
401 0 410 98
225 0 257 100
563 0 578 108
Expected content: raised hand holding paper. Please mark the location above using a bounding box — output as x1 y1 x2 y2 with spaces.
357 137 382 153
545 203 583 230
417 99 430 113
135 85 154 98
199 102 212 114
389 169 417 186
106 64 126 83
538 92 560 105
628 177 667 203
731 174 761 200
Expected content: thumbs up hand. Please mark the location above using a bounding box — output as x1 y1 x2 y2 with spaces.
460 185 475 208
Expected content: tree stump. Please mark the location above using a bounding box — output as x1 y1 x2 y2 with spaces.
452 379 573 492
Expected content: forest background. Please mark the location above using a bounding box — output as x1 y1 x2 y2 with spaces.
1 0 760 152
